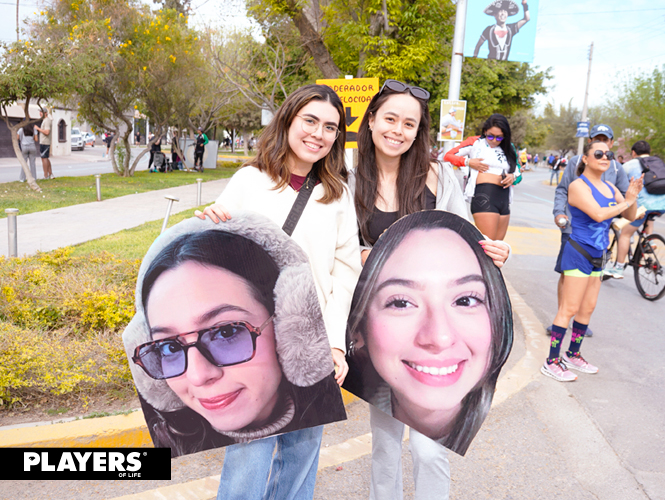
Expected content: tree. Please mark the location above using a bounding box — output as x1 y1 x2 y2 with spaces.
543 101 579 157
32 0 143 176
0 37 97 191
613 66 665 156
217 93 262 156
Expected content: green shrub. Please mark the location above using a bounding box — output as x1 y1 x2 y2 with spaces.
217 160 243 169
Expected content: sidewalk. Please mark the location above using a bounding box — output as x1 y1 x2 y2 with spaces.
0 178 229 257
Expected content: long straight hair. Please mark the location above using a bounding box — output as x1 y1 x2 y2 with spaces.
346 211 513 455
355 84 432 245
245 85 347 204
481 114 517 173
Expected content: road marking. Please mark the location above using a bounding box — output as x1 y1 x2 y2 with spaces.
519 192 554 204
504 226 561 256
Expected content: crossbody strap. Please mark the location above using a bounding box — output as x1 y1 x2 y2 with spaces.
282 170 319 237
568 239 605 269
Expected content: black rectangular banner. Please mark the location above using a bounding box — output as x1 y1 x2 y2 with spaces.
0 448 171 480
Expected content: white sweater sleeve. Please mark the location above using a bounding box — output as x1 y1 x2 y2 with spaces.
216 167 250 210
323 188 362 353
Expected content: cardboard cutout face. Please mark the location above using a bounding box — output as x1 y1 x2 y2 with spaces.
343 211 513 456
123 213 347 457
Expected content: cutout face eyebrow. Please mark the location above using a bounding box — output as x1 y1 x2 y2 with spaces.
150 304 251 337
374 274 485 297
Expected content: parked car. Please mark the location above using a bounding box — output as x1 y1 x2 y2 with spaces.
83 132 95 147
71 128 85 151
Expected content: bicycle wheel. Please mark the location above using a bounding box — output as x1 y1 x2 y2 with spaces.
602 225 621 281
633 233 665 301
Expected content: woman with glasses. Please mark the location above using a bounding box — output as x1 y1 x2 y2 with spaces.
541 140 642 382
124 215 346 457
195 84 361 500
444 113 520 240
349 79 510 500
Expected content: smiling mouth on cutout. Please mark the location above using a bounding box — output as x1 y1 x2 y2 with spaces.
384 136 403 147
198 388 243 411
303 141 322 151
403 360 465 387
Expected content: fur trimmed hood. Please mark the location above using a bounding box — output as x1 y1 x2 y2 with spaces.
122 212 334 412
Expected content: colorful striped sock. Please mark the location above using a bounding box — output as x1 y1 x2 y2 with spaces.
548 324 567 363
567 320 588 356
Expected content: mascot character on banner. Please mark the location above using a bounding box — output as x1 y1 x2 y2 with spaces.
343 211 513 456
123 213 347 458
464 0 539 64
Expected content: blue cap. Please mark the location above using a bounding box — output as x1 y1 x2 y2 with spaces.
590 124 614 139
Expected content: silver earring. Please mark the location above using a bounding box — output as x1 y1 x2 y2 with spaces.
349 340 356 356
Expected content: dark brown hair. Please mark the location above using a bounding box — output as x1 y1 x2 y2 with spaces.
354 83 432 245
577 140 606 177
245 85 347 204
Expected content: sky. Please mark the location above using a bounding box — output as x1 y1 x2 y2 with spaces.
2 0 664 113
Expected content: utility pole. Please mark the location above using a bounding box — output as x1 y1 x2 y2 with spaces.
443 0 468 155
577 42 594 156
16 0 19 42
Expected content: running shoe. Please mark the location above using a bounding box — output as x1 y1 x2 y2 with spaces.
541 358 577 382
562 352 598 374
603 264 624 279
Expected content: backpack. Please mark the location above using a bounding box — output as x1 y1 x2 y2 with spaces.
638 156 665 195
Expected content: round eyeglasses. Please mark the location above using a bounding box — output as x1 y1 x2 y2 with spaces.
297 115 340 140
132 316 274 380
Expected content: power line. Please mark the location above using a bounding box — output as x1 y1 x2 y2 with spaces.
540 7 665 16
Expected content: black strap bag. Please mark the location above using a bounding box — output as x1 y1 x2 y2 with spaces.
639 156 665 195
282 169 319 236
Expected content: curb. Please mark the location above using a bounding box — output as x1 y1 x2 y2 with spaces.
0 390 357 449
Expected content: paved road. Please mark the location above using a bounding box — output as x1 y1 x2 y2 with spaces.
1 166 663 500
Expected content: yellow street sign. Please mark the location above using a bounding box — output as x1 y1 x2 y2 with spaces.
316 78 379 148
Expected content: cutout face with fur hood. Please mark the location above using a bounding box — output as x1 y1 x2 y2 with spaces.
123 212 346 456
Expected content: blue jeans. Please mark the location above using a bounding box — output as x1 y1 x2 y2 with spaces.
217 425 323 500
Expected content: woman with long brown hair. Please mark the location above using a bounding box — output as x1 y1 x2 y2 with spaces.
196 84 361 500
349 79 510 500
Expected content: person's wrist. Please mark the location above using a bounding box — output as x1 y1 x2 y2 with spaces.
464 157 470 167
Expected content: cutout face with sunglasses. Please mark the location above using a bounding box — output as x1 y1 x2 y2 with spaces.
143 261 283 433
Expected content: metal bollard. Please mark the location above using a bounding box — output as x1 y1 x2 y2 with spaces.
5 208 19 258
161 195 180 234
95 174 102 201
196 178 203 207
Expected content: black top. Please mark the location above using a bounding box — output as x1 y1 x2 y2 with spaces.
361 186 436 246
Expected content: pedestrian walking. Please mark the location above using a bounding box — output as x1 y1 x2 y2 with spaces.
17 124 39 182
34 109 54 179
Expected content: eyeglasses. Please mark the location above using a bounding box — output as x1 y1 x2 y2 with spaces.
297 115 340 139
485 134 504 142
379 79 430 101
592 150 615 160
132 316 274 380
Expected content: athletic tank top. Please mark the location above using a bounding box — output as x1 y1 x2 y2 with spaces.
569 175 616 253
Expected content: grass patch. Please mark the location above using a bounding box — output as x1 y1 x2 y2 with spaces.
0 165 238 219
80 409 135 420
71 207 202 260
46 407 70 416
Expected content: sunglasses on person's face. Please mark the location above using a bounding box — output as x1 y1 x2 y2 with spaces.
379 79 430 101
486 134 504 142
132 316 274 380
592 150 615 161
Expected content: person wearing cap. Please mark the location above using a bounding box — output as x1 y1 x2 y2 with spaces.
473 0 530 61
440 106 464 140
550 124 629 338
194 126 209 172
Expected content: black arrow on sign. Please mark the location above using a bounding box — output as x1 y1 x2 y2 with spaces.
345 107 359 128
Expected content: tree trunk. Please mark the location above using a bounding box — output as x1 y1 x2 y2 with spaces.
286 0 341 79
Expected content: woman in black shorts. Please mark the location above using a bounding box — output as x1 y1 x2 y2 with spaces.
445 114 519 240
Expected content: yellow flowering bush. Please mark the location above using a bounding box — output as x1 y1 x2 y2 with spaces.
0 248 140 407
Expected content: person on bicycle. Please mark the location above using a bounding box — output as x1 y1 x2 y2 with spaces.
604 140 665 279
542 140 642 382
550 124 629 338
